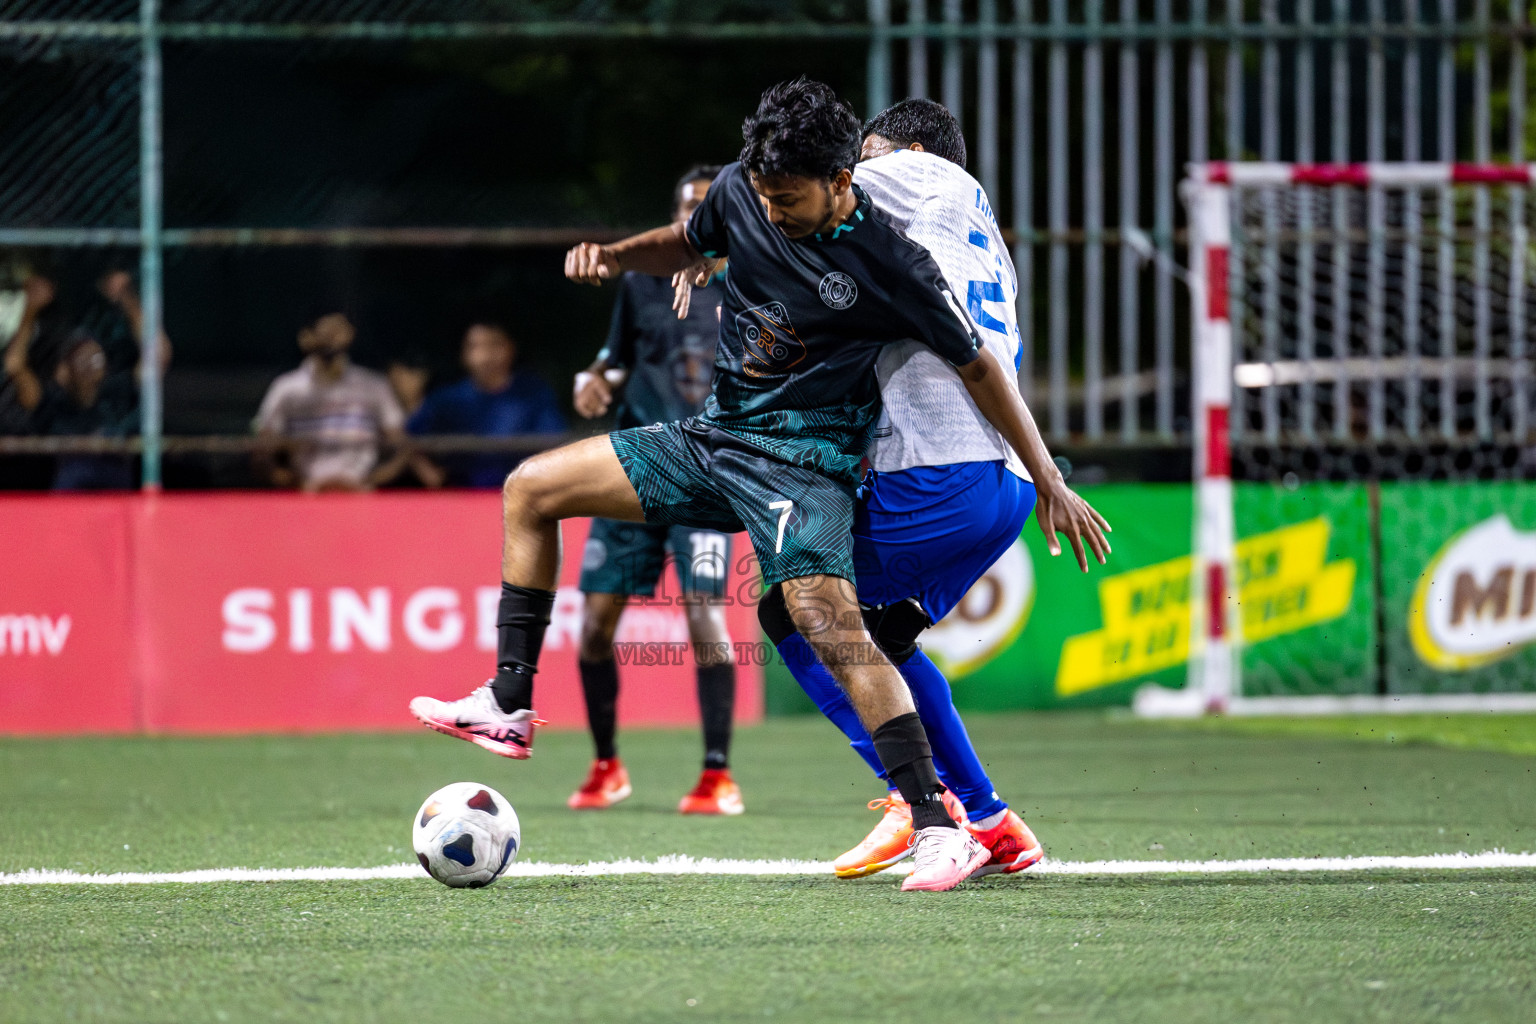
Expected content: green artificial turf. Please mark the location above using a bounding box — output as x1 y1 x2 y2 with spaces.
2 713 1533 1023
1147 712 1536 757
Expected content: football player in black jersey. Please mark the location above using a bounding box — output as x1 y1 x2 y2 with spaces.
410 79 1109 891
567 166 744 817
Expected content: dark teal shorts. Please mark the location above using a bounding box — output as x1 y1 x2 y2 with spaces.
577 518 732 598
608 418 857 587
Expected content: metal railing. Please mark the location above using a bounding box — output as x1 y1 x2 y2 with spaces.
868 0 1531 445
0 432 568 456
2 1 1528 487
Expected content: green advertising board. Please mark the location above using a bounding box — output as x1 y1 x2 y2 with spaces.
1380 481 1536 694
765 482 1377 713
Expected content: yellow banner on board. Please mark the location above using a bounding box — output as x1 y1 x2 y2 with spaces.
1055 518 1355 697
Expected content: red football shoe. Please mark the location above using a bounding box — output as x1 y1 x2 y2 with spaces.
677 768 745 815
966 808 1044 876
567 758 633 810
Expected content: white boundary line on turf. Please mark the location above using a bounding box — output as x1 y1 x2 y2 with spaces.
2 850 1534 885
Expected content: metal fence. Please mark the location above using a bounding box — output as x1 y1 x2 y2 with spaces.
866 0 1532 449
2 1 1531 487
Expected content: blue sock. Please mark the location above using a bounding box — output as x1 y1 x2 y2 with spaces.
900 650 1008 822
780 633 967 796
776 633 887 781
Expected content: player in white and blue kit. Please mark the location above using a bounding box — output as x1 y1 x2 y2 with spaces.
755 100 1087 879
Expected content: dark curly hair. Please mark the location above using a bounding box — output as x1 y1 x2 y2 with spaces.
740 78 861 181
863 98 967 168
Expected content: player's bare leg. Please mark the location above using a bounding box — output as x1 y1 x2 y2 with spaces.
780 575 988 891
410 436 644 759
782 576 915 725
501 435 646 587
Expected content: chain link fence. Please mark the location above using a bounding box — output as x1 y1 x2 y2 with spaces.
1 1 1531 489
1229 178 1536 482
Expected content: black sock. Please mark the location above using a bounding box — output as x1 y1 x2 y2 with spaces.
871 712 957 831
579 657 620 760
490 583 555 713
696 662 735 770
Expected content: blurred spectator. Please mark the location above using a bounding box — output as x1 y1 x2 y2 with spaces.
4 325 140 490
85 269 172 377
387 350 432 419
408 322 565 487
385 349 445 488
254 311 418 492
0 270 63 435
1 267 169 490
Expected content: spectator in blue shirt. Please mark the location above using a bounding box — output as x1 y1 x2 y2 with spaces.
408 321 566 487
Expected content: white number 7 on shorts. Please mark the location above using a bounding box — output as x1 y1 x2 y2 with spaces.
769 500 794 554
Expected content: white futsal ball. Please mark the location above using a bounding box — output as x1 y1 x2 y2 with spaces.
412 782 521 888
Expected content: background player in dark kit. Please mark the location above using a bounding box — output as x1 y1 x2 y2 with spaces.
568 166 743 816
410 79 1109 892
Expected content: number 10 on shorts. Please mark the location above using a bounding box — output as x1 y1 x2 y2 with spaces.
769 500 793 554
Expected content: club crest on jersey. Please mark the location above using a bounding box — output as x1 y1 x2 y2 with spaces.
736 301 807 377
818 272 858 310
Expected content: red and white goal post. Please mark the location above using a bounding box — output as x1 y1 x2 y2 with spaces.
1136 161 1536 718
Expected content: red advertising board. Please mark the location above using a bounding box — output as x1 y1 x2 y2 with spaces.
0 493 763 735
0 496 138 733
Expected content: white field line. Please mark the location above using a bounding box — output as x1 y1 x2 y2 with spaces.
2 850 1534 886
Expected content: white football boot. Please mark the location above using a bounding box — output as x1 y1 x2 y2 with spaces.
900 824 991 892
408 684 544 760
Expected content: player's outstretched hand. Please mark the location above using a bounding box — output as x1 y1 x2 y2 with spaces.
1034 480 1113 572
572 370 613 419
565 242 620 286
671 258 726 320
671 269 696 320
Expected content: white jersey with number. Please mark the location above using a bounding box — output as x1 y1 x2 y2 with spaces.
853 149 1029 480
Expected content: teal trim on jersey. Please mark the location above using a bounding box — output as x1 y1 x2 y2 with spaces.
812 190 871 243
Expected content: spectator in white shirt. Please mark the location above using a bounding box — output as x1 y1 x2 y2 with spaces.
254 311 414 492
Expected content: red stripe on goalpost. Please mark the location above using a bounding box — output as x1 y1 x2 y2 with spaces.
1291 163 1370 186
1206 247 1229 320
1450 163 1532 185
1206 563 1227 640
1205 405 1230 478
1203 161 1535 187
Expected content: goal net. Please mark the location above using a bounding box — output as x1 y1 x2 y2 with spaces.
1141 163 1536 717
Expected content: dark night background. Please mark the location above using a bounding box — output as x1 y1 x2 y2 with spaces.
6 0 1502 487
5 1 872 455
157 34 866 386
156 15 869 434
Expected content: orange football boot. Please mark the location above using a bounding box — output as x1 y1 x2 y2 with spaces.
833 789 969 878
567 758 633 809
966 808 1044 875
677 768 745 815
